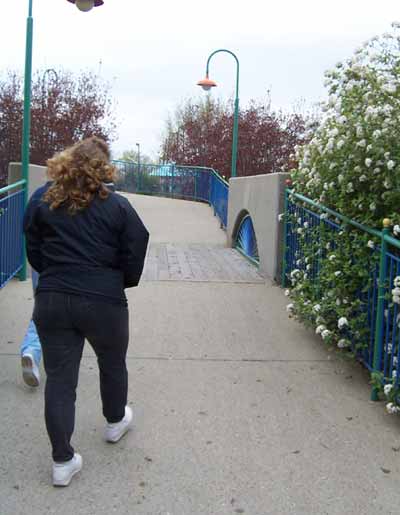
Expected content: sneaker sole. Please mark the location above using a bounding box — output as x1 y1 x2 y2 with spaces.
21 356 39 387
53 458 82 487
105 420 133 443
53 466 81 487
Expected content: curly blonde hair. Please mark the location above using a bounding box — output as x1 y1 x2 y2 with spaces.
44 136 116 214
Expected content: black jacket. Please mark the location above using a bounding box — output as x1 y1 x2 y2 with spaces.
23 183 149 304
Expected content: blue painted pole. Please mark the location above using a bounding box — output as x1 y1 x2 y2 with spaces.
281 189 289 287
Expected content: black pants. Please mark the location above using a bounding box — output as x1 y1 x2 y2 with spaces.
33 292 129 462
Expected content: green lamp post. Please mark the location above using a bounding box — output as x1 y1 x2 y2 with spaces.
20 0 104 280
136 142 141 191
19 0 34 280
197 49 240 178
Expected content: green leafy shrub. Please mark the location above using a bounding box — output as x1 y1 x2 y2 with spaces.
285 23 400 413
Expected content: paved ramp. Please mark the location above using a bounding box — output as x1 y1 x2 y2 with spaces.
1 194 400 515
127 193 263 283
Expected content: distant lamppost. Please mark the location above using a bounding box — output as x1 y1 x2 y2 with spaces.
42 69 58 153
42 68 58 100
67 0 104 12
197 49 240 178
136 143 141 191
136 143 141 166
19 0 104 279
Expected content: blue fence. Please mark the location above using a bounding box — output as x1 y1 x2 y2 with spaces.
381 251 400 383
0 181 26 289
113 161 229 229
282 189 400 392
210 170 229 229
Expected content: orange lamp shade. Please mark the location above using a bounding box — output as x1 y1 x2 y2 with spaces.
197 77 217 91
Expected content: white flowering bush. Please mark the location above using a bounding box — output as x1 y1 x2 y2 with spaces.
286 218 377 353
291 22 400 228
371 372 400 413
285 24 400 411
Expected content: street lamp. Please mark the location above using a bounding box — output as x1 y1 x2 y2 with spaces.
42 68 58 107
19 0 34 281
67 0 104 12
20 0 103 280
136 143 141 192
197 49 240 178
42 69 59 155
136 143 141 167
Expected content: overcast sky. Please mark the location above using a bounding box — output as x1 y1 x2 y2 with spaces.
1 1 399 159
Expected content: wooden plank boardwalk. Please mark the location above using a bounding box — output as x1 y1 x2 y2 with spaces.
142 243 264 283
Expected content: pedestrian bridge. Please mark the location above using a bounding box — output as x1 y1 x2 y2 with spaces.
136 194 262 284
1 188 400 514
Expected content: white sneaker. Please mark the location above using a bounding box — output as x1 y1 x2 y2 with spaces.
104 406 133 443
21 353 40 387
53 453 82 487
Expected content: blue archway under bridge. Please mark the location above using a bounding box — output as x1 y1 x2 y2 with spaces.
233 211 259 266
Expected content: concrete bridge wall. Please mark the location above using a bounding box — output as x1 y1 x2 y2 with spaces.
227 173 288 283
8 162 47 199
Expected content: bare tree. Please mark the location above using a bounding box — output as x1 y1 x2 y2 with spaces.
0 69 116 187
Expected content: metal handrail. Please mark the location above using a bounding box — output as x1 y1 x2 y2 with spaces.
0 179 27 196
288 189 384 241
283 188 400 401
112 161 229 228
0 183 26 288
175 165 229 187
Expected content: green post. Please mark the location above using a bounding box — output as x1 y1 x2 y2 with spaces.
171 163 175 197
203 49 240 178
231 96 239 179
371 218 390 401
170 162 175 197
137 163 141 193
281 188 289 287
19 0 34 281
136 142 141 192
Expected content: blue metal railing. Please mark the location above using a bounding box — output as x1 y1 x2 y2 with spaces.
112 161 229 229
381 252 400 382
282 189 400 395
0 180 26 289
282 196 377 370
210 169 229 229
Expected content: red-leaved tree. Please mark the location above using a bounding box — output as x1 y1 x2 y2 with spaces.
0 70 116 187
160 96 309 178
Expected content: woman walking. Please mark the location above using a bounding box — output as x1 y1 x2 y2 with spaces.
23 137 149 486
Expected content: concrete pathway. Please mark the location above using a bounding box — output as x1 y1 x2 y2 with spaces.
1 194 400 515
